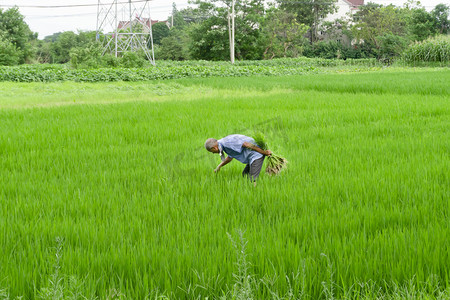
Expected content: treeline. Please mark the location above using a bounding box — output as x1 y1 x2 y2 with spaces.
0 0 449 67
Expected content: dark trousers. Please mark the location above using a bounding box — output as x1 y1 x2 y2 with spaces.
242 156 265 181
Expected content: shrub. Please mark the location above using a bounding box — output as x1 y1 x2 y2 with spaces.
376 33 409 61
69 42 104 69
403 35 450 63
102 54 121 68
0 35 20 66
120 51 147 68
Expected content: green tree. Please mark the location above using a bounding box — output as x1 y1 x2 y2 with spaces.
50 31 78 63
276 0 337 43
376 33 409 61
152 22 170 45
189 17 229 60
0 33 20 65
44 32 63 42
69 42 104 68
159 28 191 60
319 18 353 44
432 4 450 34
171 3 187 28
35 39 52 64
408 8 436 41
352 2 383 21
352 5 407 56
189 0 266 60
50 31 96 63
0 7 36 64
262 10 309 59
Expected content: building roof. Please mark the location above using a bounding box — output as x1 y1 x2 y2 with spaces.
346 0 364 7
118 19 167 29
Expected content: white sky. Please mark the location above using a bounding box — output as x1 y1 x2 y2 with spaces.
1 0 448 39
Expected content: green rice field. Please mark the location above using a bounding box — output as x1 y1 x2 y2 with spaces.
0 68 449 299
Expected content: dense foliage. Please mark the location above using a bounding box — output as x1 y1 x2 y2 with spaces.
403 35 450 63
0 2 449 66
0 7 36 65
0 58 381 82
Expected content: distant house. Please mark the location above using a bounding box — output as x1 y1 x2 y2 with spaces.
324 0 364 23
117 18 169 33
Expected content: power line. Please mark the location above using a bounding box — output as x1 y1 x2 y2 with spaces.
24 6 188 19
26 13 98 19
1 0 150 9
3 2 189 12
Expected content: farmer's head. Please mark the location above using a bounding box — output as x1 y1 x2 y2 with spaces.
204 138 219 153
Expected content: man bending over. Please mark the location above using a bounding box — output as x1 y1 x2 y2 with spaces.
204 134 272 182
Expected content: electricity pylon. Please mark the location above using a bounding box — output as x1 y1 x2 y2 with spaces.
96 0 155 65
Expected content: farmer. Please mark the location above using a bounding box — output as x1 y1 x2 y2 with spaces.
204 134 272 181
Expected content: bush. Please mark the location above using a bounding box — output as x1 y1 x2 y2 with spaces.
0 35 20 66
102 54 121 68
120 51 147 68
158 29 190 61
376 33 409 61
69 42 104 69
403 35 450 63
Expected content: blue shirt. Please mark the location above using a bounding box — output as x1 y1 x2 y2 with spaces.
217 134 263 165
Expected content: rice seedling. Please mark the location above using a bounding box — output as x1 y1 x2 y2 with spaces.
0 68 448 299
253 132 288 175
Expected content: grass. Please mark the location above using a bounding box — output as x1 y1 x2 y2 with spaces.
0 68 449 299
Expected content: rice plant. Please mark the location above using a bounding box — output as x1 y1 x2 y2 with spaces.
0 69 449 299
253 132 288 175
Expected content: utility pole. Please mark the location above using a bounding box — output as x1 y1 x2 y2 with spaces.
228 10 232 61
229 0 235 65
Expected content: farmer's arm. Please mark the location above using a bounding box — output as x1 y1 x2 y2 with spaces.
242 142 272 156
214 156 233 173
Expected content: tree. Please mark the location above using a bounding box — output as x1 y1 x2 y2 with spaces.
0 7 36 64
50 31 96 63
159 28 191 60
189 17 229 60
35 40 52 64
352 2 383 24
50 31 78 63
407 8 436 41
276 0 337 43
0 33 20 65
152 22 170 45
69 42 104 68
262 9 309 59
432 4 450 34
376 33 408 61
171 3 187 28
189 0 266 60
352 5 407 52
44 32 64 43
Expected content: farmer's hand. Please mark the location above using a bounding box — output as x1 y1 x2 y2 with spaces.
265 150 272 156
214 167 221 173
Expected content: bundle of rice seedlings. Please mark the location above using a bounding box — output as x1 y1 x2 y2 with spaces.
253 132 288 175
265 154 288 175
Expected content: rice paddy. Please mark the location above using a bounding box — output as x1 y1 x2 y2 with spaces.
0 68 449 299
